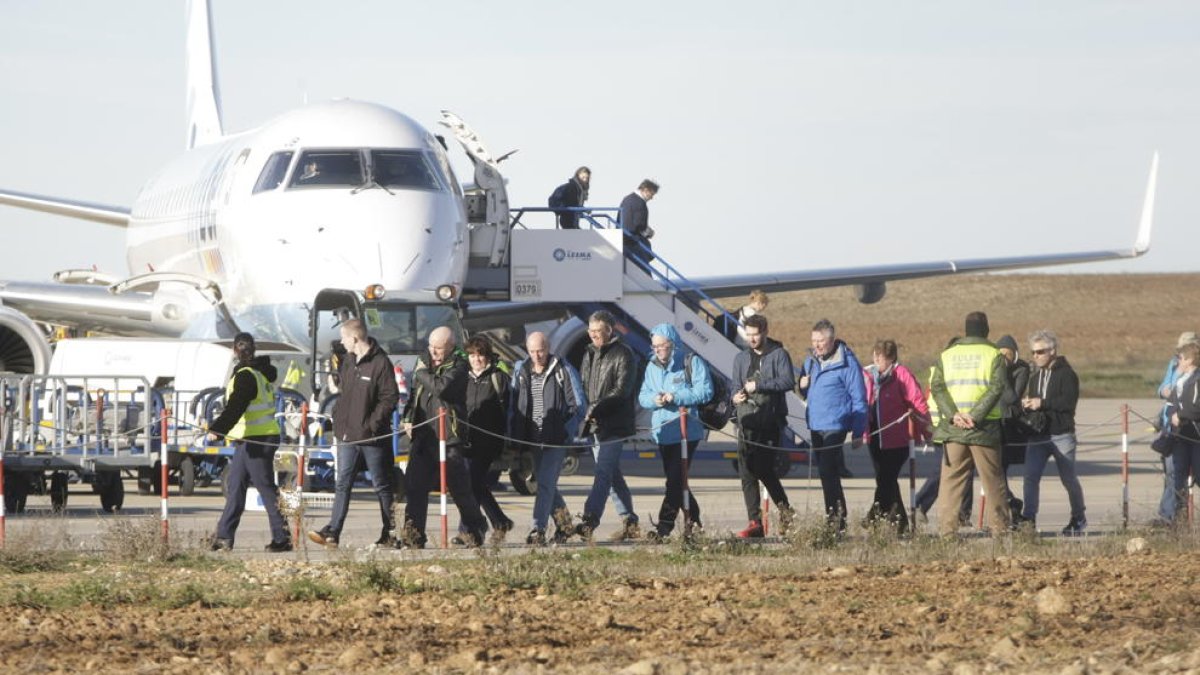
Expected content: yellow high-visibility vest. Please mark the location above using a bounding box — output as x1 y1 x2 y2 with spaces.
226 367 278 439
939 343 1002 420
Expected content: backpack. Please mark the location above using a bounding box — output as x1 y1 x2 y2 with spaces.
547 182 568 209
683 353 733 430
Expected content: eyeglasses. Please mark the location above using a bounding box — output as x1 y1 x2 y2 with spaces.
1031 348 1051 356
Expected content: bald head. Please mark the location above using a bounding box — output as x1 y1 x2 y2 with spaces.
526 331 550 371
427 326 455 366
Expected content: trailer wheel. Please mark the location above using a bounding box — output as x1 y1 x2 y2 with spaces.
3 474 29 514
561 450 581 477
178 456 196 496
98 471 124 513
49 472 69 513
509 454 537 496
137 465 161 495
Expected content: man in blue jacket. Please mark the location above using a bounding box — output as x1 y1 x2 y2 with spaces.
797 318 867 533
732 314 796 538
639 323 712 541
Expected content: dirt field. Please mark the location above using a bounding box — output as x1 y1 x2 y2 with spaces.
3 536 1200 674
717 272 1198 397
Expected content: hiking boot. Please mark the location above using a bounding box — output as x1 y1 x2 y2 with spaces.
737 520 764 539
777 504 796 535
307 527 338 548
574 515 598 541
265 539 293 553
526 529 547 546
1061 516 1087 536
209 537 232 552
609 518 642 542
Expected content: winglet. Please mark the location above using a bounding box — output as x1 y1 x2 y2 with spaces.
1133 151 1157 255
186 0 224 149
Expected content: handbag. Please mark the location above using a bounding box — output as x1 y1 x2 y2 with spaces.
1150 428 1173 456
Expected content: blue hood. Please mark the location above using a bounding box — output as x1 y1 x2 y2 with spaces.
649 323 685 367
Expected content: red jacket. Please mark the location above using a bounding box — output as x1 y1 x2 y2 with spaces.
863 363 931 449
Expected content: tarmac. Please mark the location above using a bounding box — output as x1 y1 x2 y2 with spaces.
1 398 1180 560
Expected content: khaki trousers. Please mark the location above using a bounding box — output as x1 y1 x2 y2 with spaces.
939 442 1011 535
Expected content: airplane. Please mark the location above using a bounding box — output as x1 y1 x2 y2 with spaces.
0 0 1157 380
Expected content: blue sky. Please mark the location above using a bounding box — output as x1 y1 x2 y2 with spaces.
1 1 1196 283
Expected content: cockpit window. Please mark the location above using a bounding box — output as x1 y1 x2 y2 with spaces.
252 151 293 194
371 150 442 191
289 150 364 188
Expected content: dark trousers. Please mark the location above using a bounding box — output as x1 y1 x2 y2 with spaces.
868 444 909 524
327 443 395 537
216 436 289 545
813 430 849 521
404 434 487 544
465 435 510 532
656 440 702 534
1172 435 1200 517
737 426 790 522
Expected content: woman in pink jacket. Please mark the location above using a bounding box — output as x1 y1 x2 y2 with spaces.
862 339 930 533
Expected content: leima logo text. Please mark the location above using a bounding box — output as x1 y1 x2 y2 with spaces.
552 248 592 262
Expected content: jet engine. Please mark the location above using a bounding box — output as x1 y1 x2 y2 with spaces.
0 306 53 374
855 282 887 305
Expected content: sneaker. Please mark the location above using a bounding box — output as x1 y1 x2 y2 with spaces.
574 515 598 541
307 528 338 548
737 520 764 539
375 525 397 547
1061 516 1087 535
209 537 232 552
452 532 484 548
490 519 515 545
609 518 642 543
265 540 293 553
526 529 547 546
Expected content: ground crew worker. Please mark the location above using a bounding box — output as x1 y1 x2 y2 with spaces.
929 312 1011 535
207 332 292 552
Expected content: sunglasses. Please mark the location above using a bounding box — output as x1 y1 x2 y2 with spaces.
1031 348 1051 356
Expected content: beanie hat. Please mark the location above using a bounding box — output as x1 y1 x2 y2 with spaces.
995 334 1018 352
964 312 989 339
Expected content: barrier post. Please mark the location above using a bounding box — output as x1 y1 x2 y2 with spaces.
761 484 770 536
438 407 448 549
160 407 170 544
1121 404 1130 530
679 407 691 530
296 402 309 543
1 397 7 547
977 484 986 531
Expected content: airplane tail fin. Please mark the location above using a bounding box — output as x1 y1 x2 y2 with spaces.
186 0 224 149
1133 151 1157 255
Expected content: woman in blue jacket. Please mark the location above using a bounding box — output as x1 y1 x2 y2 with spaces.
638 323 712 541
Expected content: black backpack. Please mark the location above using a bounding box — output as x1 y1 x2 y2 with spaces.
547 182 568 208
684 353 733 430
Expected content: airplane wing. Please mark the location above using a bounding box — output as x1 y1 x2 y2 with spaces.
690 152 1157 300
0 189 130 227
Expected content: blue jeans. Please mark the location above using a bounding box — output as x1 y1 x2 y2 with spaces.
1158 453 1177 521
531 446 569 531
326 443 395 537
1022 433 1086 522
582 438 637 525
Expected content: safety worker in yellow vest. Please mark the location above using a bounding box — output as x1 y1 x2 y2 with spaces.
929 312 1011 535
206 332 292 552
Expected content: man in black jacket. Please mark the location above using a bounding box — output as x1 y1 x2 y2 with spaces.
731 314 795 538
618 179 658 267
207 332 291 552
576 310 641 541
995 334 1030 523
548 166 590 229
308 319 401 548
399 326 488 548
1019 329 1087 534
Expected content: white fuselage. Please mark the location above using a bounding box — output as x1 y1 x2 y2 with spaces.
125 100 468 344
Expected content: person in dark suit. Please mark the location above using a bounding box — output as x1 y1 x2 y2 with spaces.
619 179 659 267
